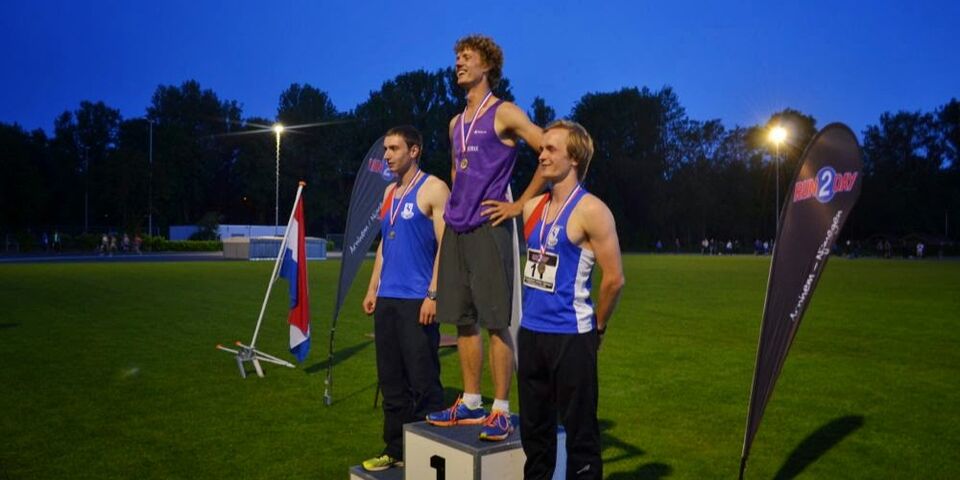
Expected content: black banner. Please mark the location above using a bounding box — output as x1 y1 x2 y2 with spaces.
324 137 392 404
740 123 863 477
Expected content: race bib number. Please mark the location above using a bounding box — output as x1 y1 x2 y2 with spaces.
523 250 559 293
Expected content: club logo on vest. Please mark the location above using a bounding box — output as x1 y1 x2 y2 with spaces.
547 225 562 248
401 202 415 220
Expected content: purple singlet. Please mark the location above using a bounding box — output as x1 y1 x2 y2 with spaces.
444 100 518 233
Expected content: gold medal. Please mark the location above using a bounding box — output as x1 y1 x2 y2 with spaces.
460 156 469 170
388 230 396 240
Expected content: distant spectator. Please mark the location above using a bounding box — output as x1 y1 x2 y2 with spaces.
133 234 143 255
656 239 663 253
725 240 733 255
675 238 681 254
109 235 118 256
122 233 131 253
53 230 61 253
916 242 925 259
100 234 109 255
701 238 708 255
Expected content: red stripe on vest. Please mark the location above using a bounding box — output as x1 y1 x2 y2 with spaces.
523 194 551 241
379 185 397 221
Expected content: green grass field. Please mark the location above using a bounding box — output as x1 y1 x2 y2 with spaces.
1 255 957 479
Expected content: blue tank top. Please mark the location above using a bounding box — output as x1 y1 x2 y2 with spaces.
378 174 436 299
445 100 519 233
522 188 597 334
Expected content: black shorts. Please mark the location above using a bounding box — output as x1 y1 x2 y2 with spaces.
436 223 513 330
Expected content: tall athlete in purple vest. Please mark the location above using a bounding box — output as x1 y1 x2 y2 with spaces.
361 126 450 472
519 121 624 479
426 35 546 441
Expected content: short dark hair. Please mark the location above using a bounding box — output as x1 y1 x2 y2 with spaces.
385 125 423 158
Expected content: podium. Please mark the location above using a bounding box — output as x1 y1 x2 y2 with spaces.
348 465 404 480
349 420 566 480
403 417 524 479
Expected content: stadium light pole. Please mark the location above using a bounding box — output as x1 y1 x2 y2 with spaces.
147 119 154 237
273 123 284 231
769 126 788 234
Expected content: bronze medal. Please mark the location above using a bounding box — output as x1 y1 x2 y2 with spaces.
537 261 546 275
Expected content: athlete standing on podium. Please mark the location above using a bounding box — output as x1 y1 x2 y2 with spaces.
518 121 624 479
425 34 546 442
361 126 450 472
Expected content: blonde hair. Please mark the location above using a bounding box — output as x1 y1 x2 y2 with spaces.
544 120 594 180
454 34 504 89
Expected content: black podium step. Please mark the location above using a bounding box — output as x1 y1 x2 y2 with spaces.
348 464 404 480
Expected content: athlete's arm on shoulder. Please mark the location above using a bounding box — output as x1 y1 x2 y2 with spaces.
522 193 546 224
496 102 543 151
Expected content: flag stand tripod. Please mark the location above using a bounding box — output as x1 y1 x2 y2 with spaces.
216 341 295 378
217 182 306 378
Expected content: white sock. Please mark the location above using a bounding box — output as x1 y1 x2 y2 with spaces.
462 393 482 409
492 399 510 414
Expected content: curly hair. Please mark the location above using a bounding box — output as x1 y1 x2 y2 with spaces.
454 34 504 89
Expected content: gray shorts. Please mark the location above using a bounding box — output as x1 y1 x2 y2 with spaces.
437 223 513 330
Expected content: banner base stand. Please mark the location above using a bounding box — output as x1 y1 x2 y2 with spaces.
217 341 294 378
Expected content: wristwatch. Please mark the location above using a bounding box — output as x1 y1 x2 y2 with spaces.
426 290 438 301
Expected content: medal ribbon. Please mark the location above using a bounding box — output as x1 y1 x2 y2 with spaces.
458 91 494 157
389 169 424 229
537 184 582 263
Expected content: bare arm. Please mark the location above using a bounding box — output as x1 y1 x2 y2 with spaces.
580 197 625 331
363 241 384 315
419 177 451 325
363 187 392 315
482 103 546 226
449 115 458 185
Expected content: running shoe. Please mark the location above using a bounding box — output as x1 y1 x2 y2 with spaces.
425 396 487 426
361 454 403 472
479 410 514 441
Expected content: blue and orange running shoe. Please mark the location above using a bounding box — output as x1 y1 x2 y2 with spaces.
425 396 487 426
479 410 514 441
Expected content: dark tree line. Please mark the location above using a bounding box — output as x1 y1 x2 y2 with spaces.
1 71 957 251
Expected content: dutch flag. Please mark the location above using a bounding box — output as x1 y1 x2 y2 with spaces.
279 194 310 362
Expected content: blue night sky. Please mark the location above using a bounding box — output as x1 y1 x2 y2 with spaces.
1 0 957 137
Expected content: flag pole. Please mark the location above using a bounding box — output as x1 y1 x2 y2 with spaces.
250 182 305 348
217 181 305 378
